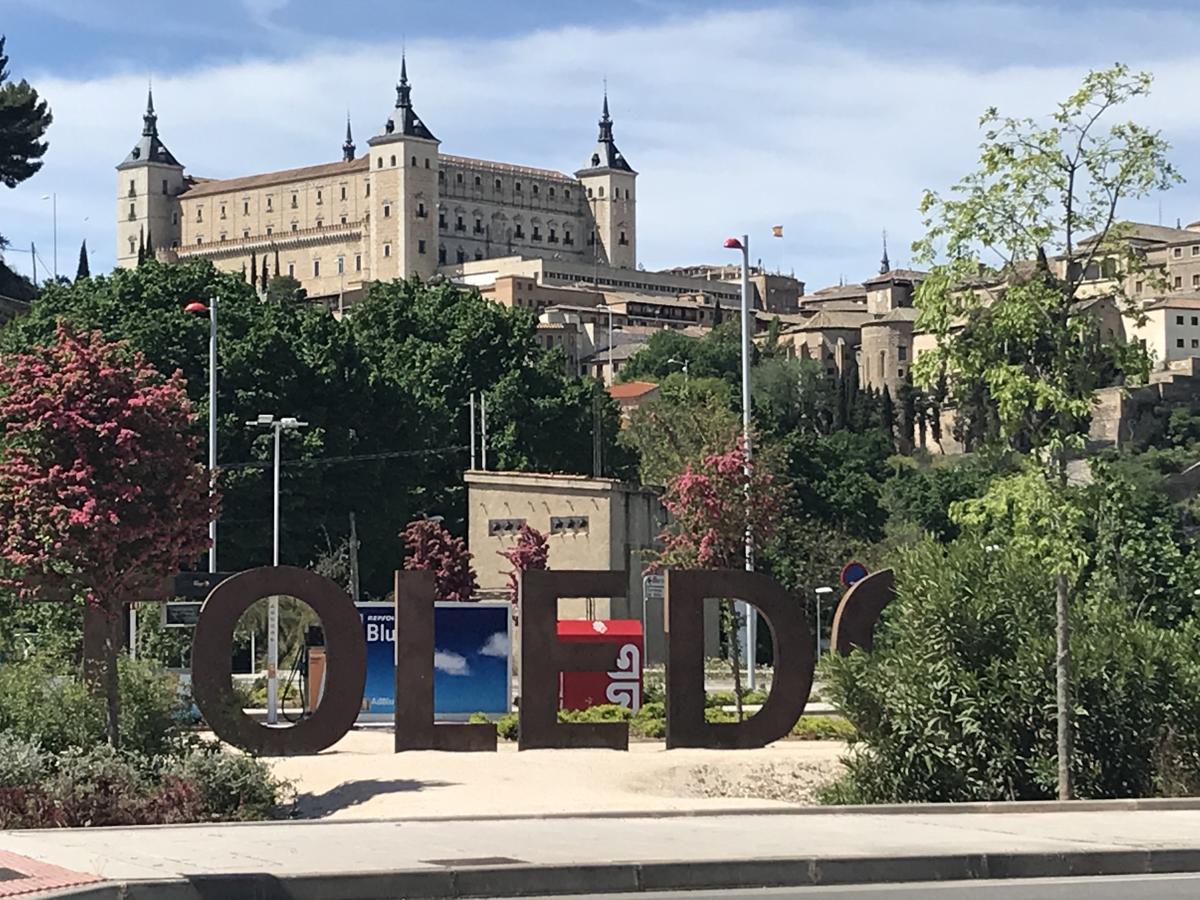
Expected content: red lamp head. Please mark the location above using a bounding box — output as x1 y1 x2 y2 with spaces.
723 237 744 250
184 301 209 313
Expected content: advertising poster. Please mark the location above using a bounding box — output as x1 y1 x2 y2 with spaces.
356 602 511 723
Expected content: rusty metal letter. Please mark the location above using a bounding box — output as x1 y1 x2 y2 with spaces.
664 569 813 749
830 568 895 656
518 569 629 750
192 566 366 756
394 570 497 751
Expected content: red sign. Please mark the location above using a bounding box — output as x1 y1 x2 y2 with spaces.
557 619 644 713
840 560 869 588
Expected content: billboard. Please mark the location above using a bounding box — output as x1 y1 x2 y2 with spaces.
357 601 511 723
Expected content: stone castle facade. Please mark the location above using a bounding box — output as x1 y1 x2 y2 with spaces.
116 59 637 300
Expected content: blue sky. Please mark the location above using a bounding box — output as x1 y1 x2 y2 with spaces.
3 0 1200 289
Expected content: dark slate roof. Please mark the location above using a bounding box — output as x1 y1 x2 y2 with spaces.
576 93 635 175
370 56 438 144
117 89 182 170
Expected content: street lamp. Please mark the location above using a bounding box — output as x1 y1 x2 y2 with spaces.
185 299 218 574
667 357 690 380
40 193 57 280
724 234 755 689
245 414 308 725
814 586 835 660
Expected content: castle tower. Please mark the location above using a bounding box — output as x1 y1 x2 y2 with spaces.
575 90 637 270
365 55 439 280
115 87 185 268
343 113 356 162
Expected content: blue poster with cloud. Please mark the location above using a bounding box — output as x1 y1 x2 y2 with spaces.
356 602 512 722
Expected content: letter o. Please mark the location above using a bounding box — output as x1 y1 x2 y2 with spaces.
192 566 367 756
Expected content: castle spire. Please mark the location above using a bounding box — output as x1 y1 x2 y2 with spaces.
143 84 158 138
879 229 891 275
376 52 436 141
396 52 411 110
343 112 356 161
579 83 633 173
598 83 614 144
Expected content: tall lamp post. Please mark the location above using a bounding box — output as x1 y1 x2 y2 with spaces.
184 299 218 573
246 414 308 725
724 234 755 690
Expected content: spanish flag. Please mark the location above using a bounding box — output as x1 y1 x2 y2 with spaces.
771 225 784 238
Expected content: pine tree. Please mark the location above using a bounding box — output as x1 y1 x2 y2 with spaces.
880 386 895 450
0 37 52 189
75 239 89 280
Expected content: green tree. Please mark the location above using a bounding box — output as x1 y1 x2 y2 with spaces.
619 321 745 391
912 65 1179 798
75 240 90 280
0 36 51 191
264 274 306 304
620 374 739 486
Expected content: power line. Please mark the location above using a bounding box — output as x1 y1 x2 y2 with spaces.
220 444 469 471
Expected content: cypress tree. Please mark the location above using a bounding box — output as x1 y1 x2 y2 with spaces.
274 248 280 277
899 373 916 452
75 239 89 280
136 227 145 266
880 386 895 449
144 223 154 257
260 256 268 293
250 251 257 285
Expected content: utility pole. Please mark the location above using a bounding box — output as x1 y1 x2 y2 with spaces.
470 392 477 470
480 393 488 471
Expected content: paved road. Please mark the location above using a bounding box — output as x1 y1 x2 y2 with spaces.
536 873 1200 899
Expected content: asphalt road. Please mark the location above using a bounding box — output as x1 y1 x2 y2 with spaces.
534 873 1200 899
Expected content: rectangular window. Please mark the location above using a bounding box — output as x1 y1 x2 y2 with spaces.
1174 247 1183 258
1136 280 1144 293
439 213 446 229
439 247 447 264
287 263 294 277
266 226 273 235
1176 315 1184 325
898 346 908 362
162 178 169 195
365 182 371 197
1194 275 1200 289
220 205 226 219
340 215 347 225
128 179 136 197
243 201 249 214
243 228 250 238
474 218 483 234
291 222 298 232
456 216 465 232
383 243 391 258
383 204 391 218
355 254 362 271
1193 316 1199 327
337 256 344 274
418 239 427 255
266 196 273 211
316 189 323 204
456 172 463 184
1193 245 1200 256
291 194 298 209
196 208 203 222
1178 338 1185 348
313 259 320 277
418 202 427 218
128 202 135 220
1193 339 1199 349
340 186 347 201
1176 276 1184 288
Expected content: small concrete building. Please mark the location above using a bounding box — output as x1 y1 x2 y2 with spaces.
465 470 715 663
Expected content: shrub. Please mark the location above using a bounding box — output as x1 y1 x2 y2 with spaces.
792 716 856 741
0 733 46 788
165 748 293 821
822 537 1200 803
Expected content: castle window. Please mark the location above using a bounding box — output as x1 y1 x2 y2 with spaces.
1176 276 1184 288
532 227 542 241
591 153 600 166
128 179 136 197
411 156 417 167
564 230 573 246
549 186 555 198
390 155 396 166
383 204 391 218
425 158 430 168
598 187 605 198
220 232 227 242
456 248 466 263
314 259 320 276
1174 247 1183 259
1193 245 1200 256
128 236 136 253
419 239 427 255
128 203 135 221
587 188 593 198
1178 338 1185 348
418 202 427 219
365 182 370 197
316 190 322 205
438 246 446 264
618 230 628 246
291 222 298 232
439 212 446 229
220 205 226 219
196 236 203 245
614 188 620 199
340 215 347 225
243 200 249 214
898 346 908 362
564 188 570 200
549 228 558 244
288 263 295 277
377 158 383 169
474 217 483 234
532 184 539 195
266 226 273 235
162 179 169 195
515 224 525 238
1136 280 1144 293
291 194 298 209
456 216 465 232
475 250 483 260
337 256 345 274
1177 315 1184 325
456 172 464 184
495 178 502 191
438 170 444 183
384 243 391 257
474 175 481 187
515 182 522 192
243 229 250 238
266 196 273 211
340 185 347 201
315 219 322 228
196 207 203 222
355 254 362 271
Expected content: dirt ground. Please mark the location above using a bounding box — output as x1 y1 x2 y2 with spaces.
267 729 846 820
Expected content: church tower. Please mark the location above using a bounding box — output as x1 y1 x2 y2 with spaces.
366 56 439 281
115 88 185 268
575 91 637 270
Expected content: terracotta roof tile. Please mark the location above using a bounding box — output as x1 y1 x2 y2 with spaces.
608 381 660 399
181 157 369 198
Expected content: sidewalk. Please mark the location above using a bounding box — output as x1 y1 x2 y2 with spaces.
4 805 1200 898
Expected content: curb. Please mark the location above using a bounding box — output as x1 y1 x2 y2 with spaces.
38 848 1200 900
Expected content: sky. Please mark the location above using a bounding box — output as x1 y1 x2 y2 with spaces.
3 0 1200 291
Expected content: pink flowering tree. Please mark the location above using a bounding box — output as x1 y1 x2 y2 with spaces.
401 516 478 602
656 439 782 715
0 324 216 746
499 524 549 621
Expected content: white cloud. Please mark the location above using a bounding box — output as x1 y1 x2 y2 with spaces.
5 5 1200 289
434 650 470 676
478 631 510 658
